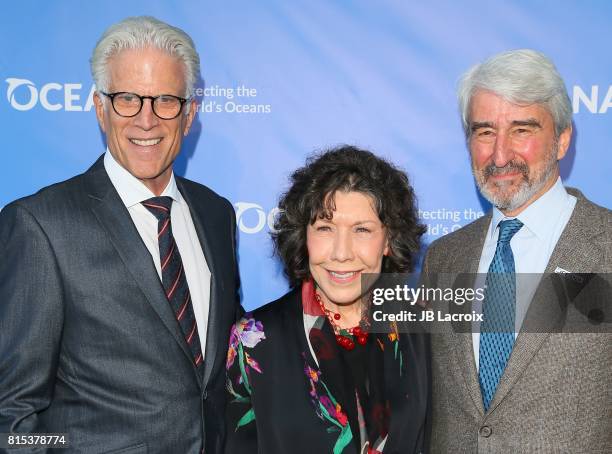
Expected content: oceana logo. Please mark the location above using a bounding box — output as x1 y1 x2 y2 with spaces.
5 78 95 112
234 202 280 234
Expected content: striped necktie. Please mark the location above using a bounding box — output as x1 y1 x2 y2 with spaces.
142 196 203 371
478 218 523 410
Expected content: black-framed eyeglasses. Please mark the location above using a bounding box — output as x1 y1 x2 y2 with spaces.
100 91 189 120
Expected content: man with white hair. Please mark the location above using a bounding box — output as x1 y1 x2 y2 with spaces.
423 49 611 452
0 16 239 453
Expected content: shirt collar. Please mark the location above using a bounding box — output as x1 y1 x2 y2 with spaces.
490 177 570 240
103 148 182 208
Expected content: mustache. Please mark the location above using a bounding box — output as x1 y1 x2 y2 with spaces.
482 161 529 180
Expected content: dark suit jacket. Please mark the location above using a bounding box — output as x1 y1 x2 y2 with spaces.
0 156 240 454
225 287 430 454
423 188 612 453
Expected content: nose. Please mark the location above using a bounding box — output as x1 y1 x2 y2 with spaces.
133 98 159 130
491 132 515 167
330 229 354 262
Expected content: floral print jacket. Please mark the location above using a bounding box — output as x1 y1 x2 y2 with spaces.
225 284 430 454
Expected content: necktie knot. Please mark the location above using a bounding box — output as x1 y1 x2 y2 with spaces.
497 219 523 244
142 196 173 222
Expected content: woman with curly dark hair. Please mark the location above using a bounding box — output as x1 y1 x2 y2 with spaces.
225 145 430 454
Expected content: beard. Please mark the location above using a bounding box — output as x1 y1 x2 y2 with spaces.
472 142 559 212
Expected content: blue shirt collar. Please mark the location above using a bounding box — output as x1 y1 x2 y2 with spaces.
490 177 571 239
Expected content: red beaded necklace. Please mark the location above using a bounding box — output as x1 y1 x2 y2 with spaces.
314 292 369 350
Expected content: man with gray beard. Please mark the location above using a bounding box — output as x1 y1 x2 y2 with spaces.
422 49 611 453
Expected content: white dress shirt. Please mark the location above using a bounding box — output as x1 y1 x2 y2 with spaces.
472 177 576 369
104 150 211 350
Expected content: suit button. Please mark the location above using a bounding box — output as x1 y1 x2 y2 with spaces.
479 425 492 438
202 390 208 400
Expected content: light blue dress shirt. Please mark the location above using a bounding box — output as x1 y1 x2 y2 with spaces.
472 177 577 369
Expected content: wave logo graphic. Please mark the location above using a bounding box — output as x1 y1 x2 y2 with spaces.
5 78 95 111
6 78 38 111
234 202 280 234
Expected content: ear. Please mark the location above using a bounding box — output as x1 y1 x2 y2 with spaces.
93 92 106 133
556 125 572 160
183 98 197 136
383 238 390 257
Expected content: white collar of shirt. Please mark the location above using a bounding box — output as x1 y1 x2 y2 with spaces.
103 149 211 351
103 149 182 207
489 177 572 239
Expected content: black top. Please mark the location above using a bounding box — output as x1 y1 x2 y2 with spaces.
225 286 430 453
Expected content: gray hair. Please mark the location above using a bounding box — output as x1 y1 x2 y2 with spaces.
457 49 572 138
90 16 200 99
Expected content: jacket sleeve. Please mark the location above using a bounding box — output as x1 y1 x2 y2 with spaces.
0 203 63 448
225 198 244 322
224 319 260 453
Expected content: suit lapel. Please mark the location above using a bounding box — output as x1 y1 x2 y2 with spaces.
85 159 202 386
176 179 223 388
488 191 604 411
446 216 490 416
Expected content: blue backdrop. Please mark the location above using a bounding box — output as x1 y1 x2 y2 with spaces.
2 1 611 309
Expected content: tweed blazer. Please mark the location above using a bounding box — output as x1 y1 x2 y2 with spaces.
422 188 612 453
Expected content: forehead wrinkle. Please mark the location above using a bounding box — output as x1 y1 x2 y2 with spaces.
470 117 542 132
107 48 186 97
